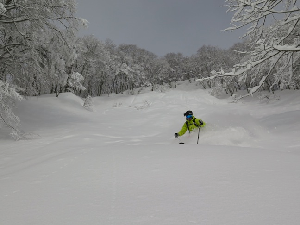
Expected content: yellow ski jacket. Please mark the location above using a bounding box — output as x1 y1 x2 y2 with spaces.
177 116 205 136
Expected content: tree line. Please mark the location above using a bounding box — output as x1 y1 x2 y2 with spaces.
1 0 299 139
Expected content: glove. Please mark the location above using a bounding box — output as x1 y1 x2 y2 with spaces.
175 133 179 138
199 120 203 126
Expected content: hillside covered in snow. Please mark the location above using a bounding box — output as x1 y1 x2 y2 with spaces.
1 82 300 225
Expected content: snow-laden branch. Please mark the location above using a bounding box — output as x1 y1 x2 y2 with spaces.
273 44 300 51
196 47 282 83
212 0 300 100
0 3 6 15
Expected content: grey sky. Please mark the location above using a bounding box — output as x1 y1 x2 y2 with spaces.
75 0 246 56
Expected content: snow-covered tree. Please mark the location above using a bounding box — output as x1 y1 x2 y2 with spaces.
0 0 86 139
83 95 93 111
74 35 107 96
117 44 154 90
0 0 86 74
198 0 300 99
67 72 86 93
164 53 185 82
0 80 22 139
75 38 162 96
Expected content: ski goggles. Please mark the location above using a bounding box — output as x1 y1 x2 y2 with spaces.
186 115 193 119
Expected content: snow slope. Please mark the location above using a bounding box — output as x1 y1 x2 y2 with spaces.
1 82 300 225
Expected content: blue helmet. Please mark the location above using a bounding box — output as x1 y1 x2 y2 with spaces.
184 110 193 117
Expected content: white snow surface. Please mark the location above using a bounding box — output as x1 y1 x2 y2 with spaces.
1 82 300 225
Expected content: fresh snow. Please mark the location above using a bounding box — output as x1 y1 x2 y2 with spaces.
1 81 300 225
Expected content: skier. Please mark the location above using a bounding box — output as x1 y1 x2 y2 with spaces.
175 110 205 138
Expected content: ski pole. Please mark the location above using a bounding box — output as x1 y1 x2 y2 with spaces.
197 127 200 144
178 137 184 144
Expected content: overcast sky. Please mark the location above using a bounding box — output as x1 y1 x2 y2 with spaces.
75 0 246 56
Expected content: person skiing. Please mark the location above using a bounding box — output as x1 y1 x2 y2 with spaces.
175 110 205 138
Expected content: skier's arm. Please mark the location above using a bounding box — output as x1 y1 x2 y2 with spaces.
177 123 188 136
195 118 206 127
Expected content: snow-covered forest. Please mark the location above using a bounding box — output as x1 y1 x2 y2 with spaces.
1 0 299 139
